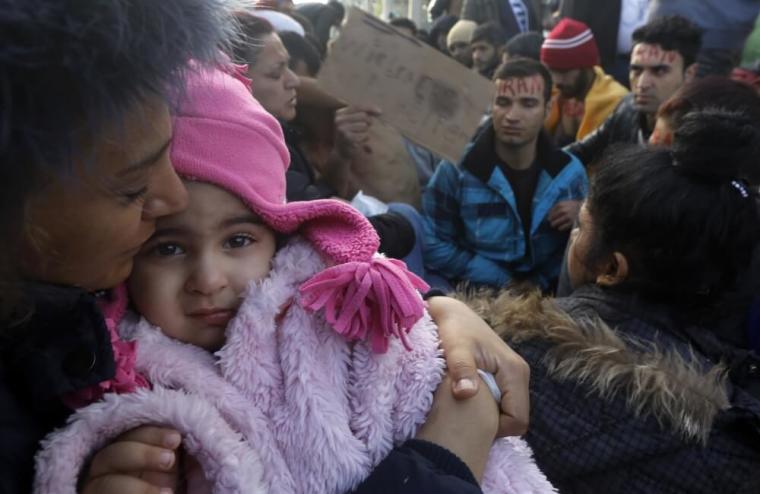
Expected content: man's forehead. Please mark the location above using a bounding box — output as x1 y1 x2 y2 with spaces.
495 75 544 97
631 43 682 66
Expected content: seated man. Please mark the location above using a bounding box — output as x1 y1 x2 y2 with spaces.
422 59 588 291
566 15 701 166
541 18 628 146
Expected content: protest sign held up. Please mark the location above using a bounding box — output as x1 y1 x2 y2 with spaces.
318 7 494 163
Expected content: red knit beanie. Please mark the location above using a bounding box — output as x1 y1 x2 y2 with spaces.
541 18 599 70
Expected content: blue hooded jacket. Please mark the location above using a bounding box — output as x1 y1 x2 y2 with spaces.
422 127 588 289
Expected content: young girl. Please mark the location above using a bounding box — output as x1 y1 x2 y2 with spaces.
33 65 554 493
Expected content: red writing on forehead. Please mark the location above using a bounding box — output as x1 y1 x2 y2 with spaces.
496 75 543 97
633 44 678 65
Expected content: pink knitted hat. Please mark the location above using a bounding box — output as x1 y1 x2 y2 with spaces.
171 63 427 352
541 18 600 70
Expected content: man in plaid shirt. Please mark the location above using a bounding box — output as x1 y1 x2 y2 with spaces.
422 59 588 290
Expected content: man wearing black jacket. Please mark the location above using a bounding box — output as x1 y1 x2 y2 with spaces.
565 15 701 166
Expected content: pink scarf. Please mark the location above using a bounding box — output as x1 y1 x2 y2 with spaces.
62 284 148 409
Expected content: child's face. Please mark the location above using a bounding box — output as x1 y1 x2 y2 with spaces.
129 181 276 351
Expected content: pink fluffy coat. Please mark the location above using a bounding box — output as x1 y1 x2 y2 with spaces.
34 239 555 494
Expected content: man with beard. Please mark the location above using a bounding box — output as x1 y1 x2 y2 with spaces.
541 18 628 146
447 19 477 67
422 59 588 290
471 22 508 79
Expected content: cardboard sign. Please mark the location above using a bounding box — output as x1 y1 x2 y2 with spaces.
318 8 494 163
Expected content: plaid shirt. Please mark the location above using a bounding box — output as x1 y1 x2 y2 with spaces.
422 128 587 289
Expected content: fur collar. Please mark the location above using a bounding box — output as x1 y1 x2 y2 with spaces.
456 289 730 444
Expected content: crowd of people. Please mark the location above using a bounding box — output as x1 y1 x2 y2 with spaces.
1 0 759 493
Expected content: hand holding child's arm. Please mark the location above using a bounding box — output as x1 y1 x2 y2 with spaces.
427 296 531 437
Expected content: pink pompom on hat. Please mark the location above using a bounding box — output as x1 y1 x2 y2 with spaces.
171 63 428 352
541 18 600 70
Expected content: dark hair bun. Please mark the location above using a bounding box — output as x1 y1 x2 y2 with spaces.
672 108 760 182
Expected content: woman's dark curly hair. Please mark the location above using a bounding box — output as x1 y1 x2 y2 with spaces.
583 109 760 312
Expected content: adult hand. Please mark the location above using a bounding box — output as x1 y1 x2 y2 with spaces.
427 296 530 437
334 105 382 157
415 375 499 480
80 426 182 494
548 200 582 232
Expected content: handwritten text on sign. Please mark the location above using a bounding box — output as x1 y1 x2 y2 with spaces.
318 8 494 163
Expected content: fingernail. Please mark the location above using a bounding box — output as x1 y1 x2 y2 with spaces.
163 431 181 449
160 489 173 494
159 450 175 469
454 378 477 392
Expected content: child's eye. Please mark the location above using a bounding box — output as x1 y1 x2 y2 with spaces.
154 243 185 257
224 234 254 249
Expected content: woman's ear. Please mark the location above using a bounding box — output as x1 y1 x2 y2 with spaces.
595 252 629 287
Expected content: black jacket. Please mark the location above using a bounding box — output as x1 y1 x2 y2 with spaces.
295 2 341 55
353 440 482 493
492 286 760 493
0 284 116 494
564 94 650 167
461 0 540 39
284 124 337 203
0 285 478 493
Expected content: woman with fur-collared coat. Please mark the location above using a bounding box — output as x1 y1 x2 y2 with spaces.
465 110 760 493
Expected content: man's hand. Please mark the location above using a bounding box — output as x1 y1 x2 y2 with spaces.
548 200 582 232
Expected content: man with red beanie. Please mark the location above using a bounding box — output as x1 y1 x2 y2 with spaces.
541 18 628 145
